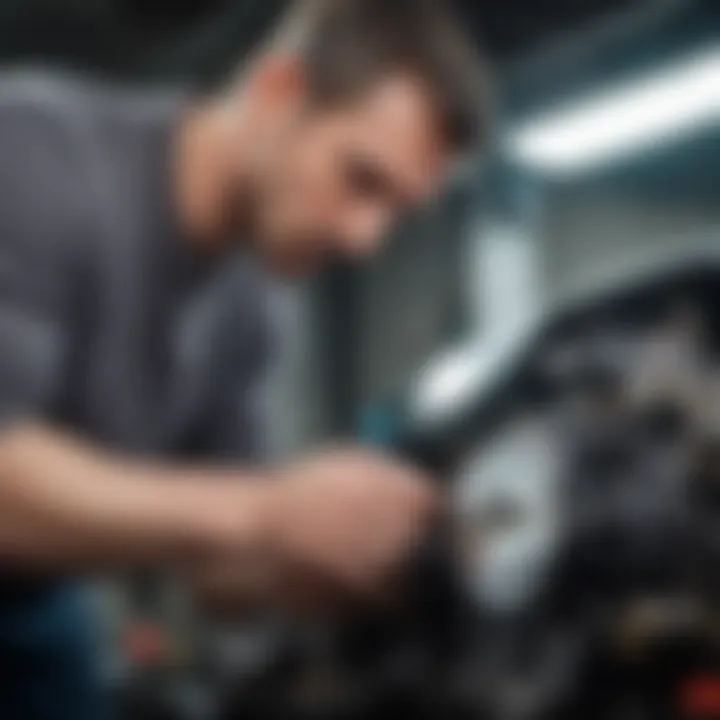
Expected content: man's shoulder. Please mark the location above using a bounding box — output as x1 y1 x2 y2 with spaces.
0 68 91 103
0 68 183 149
0 68 100 132
0 70 106 175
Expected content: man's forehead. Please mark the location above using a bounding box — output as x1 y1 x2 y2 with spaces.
357 73 442 142
353 74 448 195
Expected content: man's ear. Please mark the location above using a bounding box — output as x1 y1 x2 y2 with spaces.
247 53 306 111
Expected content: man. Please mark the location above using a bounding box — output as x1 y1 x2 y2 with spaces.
0 0 487 716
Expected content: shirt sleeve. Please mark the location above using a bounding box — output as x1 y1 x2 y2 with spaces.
0 92 91 428
197 264 278 464
222 363 273 463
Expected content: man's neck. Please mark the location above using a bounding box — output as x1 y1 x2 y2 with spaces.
173 99 254 255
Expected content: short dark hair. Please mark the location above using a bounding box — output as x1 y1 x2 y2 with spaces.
275 0 491 154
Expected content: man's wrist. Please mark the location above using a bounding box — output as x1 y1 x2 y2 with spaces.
175 474 279 564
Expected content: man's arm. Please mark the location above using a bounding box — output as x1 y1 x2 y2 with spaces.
0 424 438 613
0 423 269 574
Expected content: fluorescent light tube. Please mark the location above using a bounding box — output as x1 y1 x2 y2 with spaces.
506 46 720 175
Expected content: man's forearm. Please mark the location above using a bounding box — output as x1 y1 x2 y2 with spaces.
0 423 269 575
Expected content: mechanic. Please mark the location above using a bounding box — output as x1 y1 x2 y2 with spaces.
0 0 488 717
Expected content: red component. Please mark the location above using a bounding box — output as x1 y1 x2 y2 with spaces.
681 675 720 717
124 622 167 666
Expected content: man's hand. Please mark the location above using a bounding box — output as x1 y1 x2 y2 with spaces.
193 448 440 614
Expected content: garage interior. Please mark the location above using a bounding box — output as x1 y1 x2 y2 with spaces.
0 1 718 718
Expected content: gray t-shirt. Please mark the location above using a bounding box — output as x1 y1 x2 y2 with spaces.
0 72 273 461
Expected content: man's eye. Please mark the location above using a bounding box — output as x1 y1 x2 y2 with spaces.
346 160 387 200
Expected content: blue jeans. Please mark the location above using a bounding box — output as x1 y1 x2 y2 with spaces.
0 584 107 720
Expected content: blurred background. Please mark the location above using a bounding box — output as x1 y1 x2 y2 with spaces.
0 0 718 718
